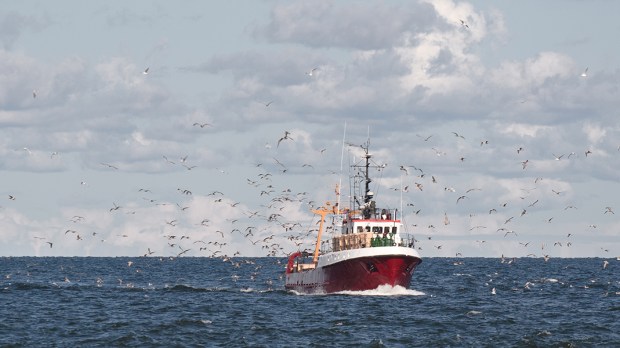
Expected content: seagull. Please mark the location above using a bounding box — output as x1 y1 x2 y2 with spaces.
603 260 609 269
459 19 469 29
193 122 212 128
46 242 53 248
32 89 37 98
580 67 588 77
452 131 466 139
100 162 118 170
416 134 433 142
604 206 614 214
305 67 319 77
432 147 445 156
262 101 273 107
553 153 564 160
521 160 529 169
504 230 517 237
277 131 293 147
143 67 149 75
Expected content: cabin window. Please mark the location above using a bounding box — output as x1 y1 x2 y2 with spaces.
392 227 398 234
365 226 371 232
372 226 381 233
384 227 390 234
357 226 363 233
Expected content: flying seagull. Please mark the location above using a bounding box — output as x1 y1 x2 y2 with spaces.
100 162 118 170
277 131 293 147
580 67 588 77
306 67 319 77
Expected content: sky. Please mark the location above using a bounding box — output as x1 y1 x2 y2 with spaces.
1 0 620 258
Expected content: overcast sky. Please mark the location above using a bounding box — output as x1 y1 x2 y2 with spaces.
1 0 619 259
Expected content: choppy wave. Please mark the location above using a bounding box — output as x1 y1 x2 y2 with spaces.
1 257 619 347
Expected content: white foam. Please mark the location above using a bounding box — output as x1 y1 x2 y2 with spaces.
337 284 425 296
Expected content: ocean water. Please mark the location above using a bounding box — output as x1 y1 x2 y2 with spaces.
1 257 618 347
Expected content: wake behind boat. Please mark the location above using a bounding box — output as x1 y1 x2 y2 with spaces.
285 141 422 294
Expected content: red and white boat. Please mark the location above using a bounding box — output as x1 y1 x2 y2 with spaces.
285 142 422 294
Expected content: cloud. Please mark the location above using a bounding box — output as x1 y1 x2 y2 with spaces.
0 12 50 50
254 1 438 50
2 2 620 257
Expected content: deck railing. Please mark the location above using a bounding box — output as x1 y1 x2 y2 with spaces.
321 233 417 254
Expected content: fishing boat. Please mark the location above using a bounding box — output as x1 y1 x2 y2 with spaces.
285 141 422 294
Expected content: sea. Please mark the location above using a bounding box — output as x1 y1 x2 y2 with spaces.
1 257 618 347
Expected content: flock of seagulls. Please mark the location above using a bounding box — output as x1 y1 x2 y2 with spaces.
6 118 341 266
3 54 614 278
402 127 619 267
5 118 618 269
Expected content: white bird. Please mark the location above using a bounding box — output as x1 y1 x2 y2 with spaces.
143 67 149 75
580 67 588 77
306 67 319 77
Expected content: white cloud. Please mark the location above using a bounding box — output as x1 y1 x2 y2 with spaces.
1 1 620 258
582 122 606 144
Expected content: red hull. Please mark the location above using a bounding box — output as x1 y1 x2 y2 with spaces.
285 255 421 294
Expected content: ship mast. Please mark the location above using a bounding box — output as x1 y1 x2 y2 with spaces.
362 143 372 206
353 140 381 219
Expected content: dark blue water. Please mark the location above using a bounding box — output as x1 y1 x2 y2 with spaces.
1 257 618 347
